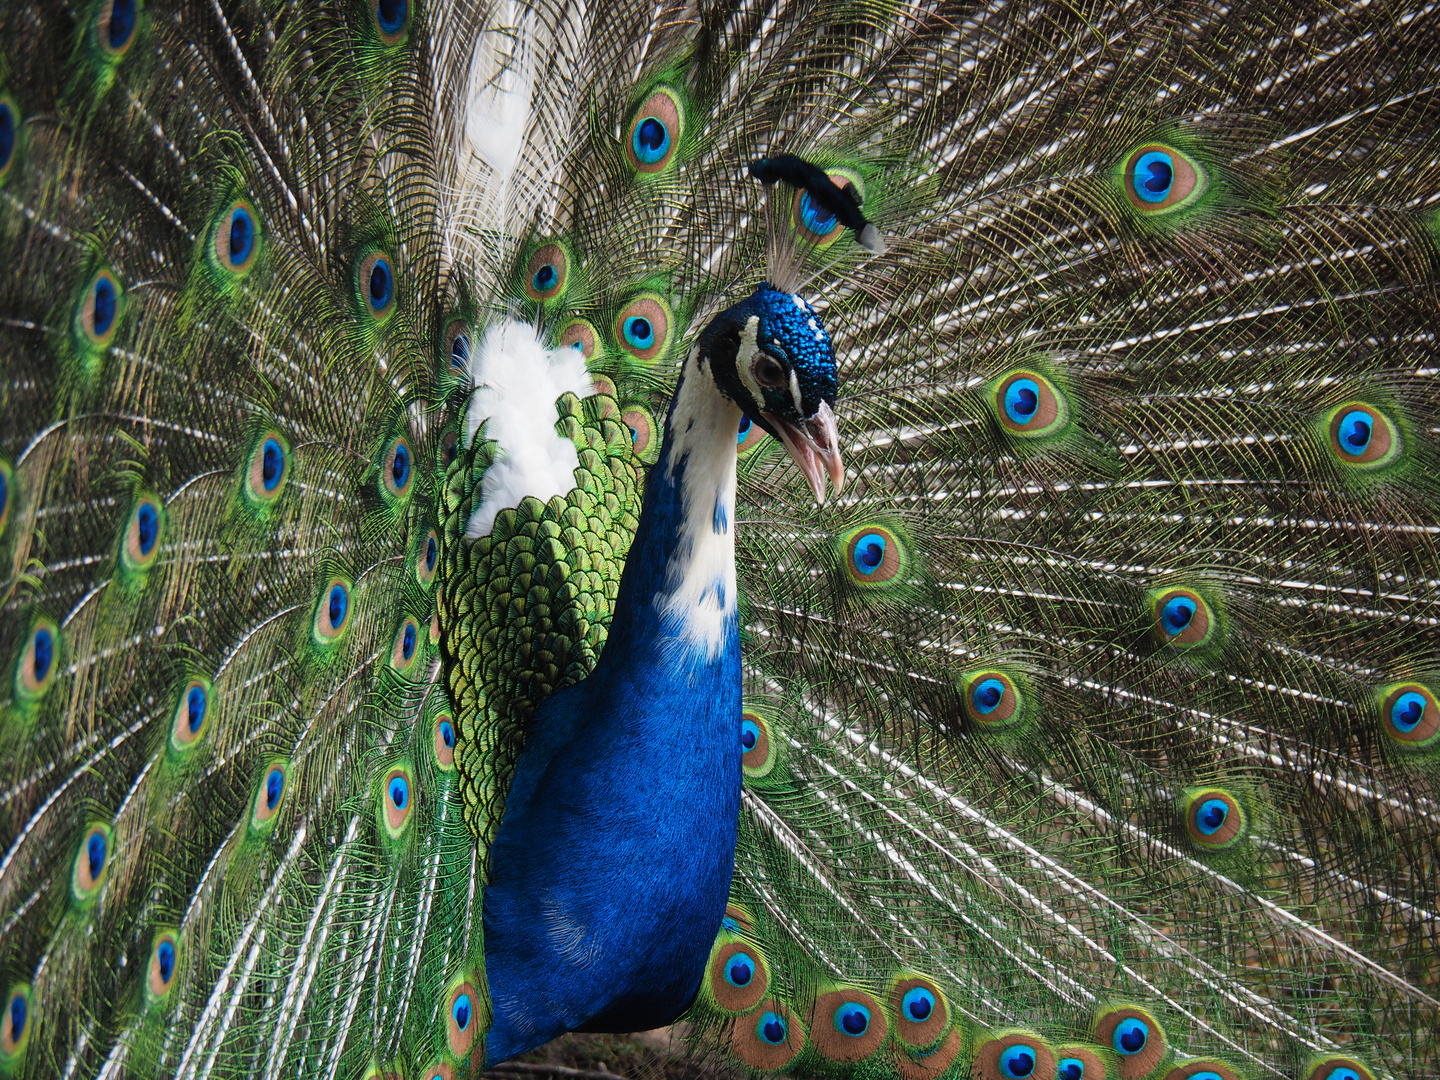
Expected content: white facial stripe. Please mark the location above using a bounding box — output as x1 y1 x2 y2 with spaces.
788 369 803 415
658 346 741 658
736 315 765 409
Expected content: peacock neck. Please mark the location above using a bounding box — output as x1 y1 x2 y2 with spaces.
479 344 747 1062
602 344 742 661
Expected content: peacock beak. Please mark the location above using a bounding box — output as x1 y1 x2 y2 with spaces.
765 400 845 504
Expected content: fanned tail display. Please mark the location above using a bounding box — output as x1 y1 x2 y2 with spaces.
0 1 1436 1079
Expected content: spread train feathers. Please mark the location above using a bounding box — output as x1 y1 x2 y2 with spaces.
0 0 1437 1078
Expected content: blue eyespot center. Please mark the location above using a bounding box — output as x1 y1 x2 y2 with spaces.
724 953 754 987
258 438 283 491
633 117 670 163
389 776 409 809
265 768 284 810
737 415 752 444
451 332 471 369
453 992 472 1030
999 1044 1037 1079
972 678 1006 714
1004 379 1040 424
798 191 839 236
835 1003 870 1036
741 719 759 752
1338 410 1373 455
1113 1018 1148 1054
157 939 176 983
369 259 393 311
425 535 437 571
32 628 54 683
228 208 254 263
440 720 456 748
1162 596 1196 634
390 443 411 490
93 276 117 336
852 532 886 575
1392 691 1426 732
8 994 25 1040
623 316 654 349
402 623 416 660
758 1012 787 1044
108 0 137 49
902 987 935 1021
186 685 206 733
1196 797 1229 835
0 104 15 170
1324 1069 1361 1080
1187 1073 1225 1080
532 264 557 292
1057 1058 1084 1080
376 0 407 34
1133 150 1174 203
328 585 348 628
136 502 158 555
87 831 107 881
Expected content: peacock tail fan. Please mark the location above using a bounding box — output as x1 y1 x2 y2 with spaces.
0 0 1436 1078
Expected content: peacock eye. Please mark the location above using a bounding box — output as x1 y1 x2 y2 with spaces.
753 354 786 389
1112 1017 1149 1055
524 243 568 301
391 617 421 670
1151 588 1213 647
724 952 755 987
381 436 413 499
416 529 439 586
77 267 123 349
382 767 413 836
1185 788 1245 848
1120 142 1205 214
798 191 838 237
0 97 17 182
625 88 684 174
963 670 1021 728
149 933 179 996
1326 402 1399 467
358 251 397 319
314 578 352 642
447 981 480 1055
994 370 1068 438
372 0 410 45
998 1044 1037 1079
621 405 660 464
172 679 211 750
76 825 109 894
246 432 289 503
97 0 139 56
214 201 260 275
757 1011 787 1044
559 318 600 362
614 295 671 363
124 497 163 570
1380 683 1438 747
1057 1059 1085 1080
251 763 289 830
434 713 457 768
17 619 59 699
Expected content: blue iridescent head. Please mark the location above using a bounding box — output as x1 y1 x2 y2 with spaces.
699 283 843 502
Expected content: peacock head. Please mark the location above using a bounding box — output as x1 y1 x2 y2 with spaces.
702 283 844 502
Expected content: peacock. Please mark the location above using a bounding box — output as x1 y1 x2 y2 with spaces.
0 0 1436 1078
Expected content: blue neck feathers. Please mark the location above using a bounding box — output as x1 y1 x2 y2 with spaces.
480 347 745 1064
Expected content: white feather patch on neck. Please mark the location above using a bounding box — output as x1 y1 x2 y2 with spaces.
464 320 593 539
656 346 742 658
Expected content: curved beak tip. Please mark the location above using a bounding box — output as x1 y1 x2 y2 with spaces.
765 401 845 506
